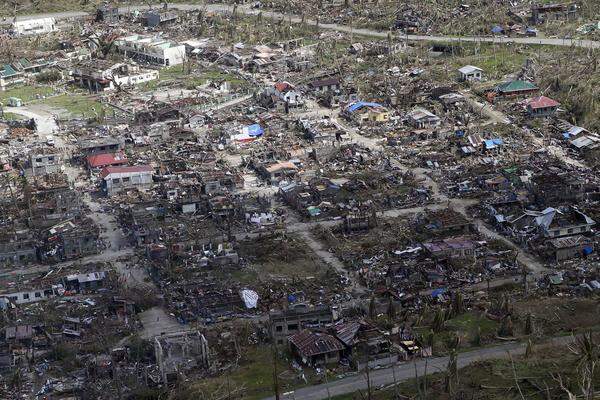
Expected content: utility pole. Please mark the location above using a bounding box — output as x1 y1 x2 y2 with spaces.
364 346 372 400
324 367 332 400
226 365 232 400
272 344 281 400
521 262 529 296
389 350 398 398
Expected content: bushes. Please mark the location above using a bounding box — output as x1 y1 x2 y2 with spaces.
36 71 62 83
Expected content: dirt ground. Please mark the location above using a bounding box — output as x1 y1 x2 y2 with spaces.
514 296 600 335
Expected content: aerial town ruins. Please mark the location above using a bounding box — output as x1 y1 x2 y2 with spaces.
0 1 599 399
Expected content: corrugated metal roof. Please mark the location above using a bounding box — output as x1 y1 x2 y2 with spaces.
87 151 128 168
332 322 361 347
526 96 560 109
289 330 344 357
497 80 538 93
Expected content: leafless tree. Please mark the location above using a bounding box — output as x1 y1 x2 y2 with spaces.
569 331 599 400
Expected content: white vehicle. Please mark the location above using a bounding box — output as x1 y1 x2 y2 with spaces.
46 135 55 146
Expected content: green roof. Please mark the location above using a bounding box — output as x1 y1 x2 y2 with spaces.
497 80 538 93
1 64 19 78
18 58 31 68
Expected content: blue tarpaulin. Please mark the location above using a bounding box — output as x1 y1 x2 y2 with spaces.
431 288 447 298
491 25 504 34
243 124 264 137
455 130 465 137
583 246 594 255
484 138 504 149
346 101 382 113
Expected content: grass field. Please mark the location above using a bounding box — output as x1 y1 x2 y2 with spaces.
1 112 25 121
172 345 325 400
39 93 106 117
332 337 600 400
0 85 54 104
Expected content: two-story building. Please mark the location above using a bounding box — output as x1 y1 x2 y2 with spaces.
115 35 186 67
269 304 334 346
100 165 154 196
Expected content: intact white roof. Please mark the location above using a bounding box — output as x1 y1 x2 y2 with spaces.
458 65 483 74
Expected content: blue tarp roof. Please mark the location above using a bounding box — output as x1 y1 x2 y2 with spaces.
243 124 264 137
431 288 447 298
346 101 382 113
491 25 504 33
484 138 504 149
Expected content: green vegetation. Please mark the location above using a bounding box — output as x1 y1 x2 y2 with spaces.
36 70 62 84
141 65 248 91
172 346 317 400
333 335 600 400
445 311 499 344
1 112 25 121
0 85 54 104
39 93 106 117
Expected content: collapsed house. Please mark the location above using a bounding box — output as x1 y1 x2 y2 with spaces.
154 331 210 383
289 329 345 367
71 60 159 92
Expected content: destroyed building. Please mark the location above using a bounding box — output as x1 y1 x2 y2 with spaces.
270 304 334 346
71 60 159 92
154 331 210 383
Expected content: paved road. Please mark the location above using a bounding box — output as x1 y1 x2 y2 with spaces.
4 3 599 49
265 335 575 400
4 106 58 135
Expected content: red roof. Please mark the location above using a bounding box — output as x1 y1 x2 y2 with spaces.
526 96 560 109
100 165 153 179
274 81 293 93
87 151 128 168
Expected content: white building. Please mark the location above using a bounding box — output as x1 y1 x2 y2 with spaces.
0 284 64 309
12 18 57 36
72 61 159 92
115 35 186 67
269 81 303 107
100 165 154 196
458 65 483 82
